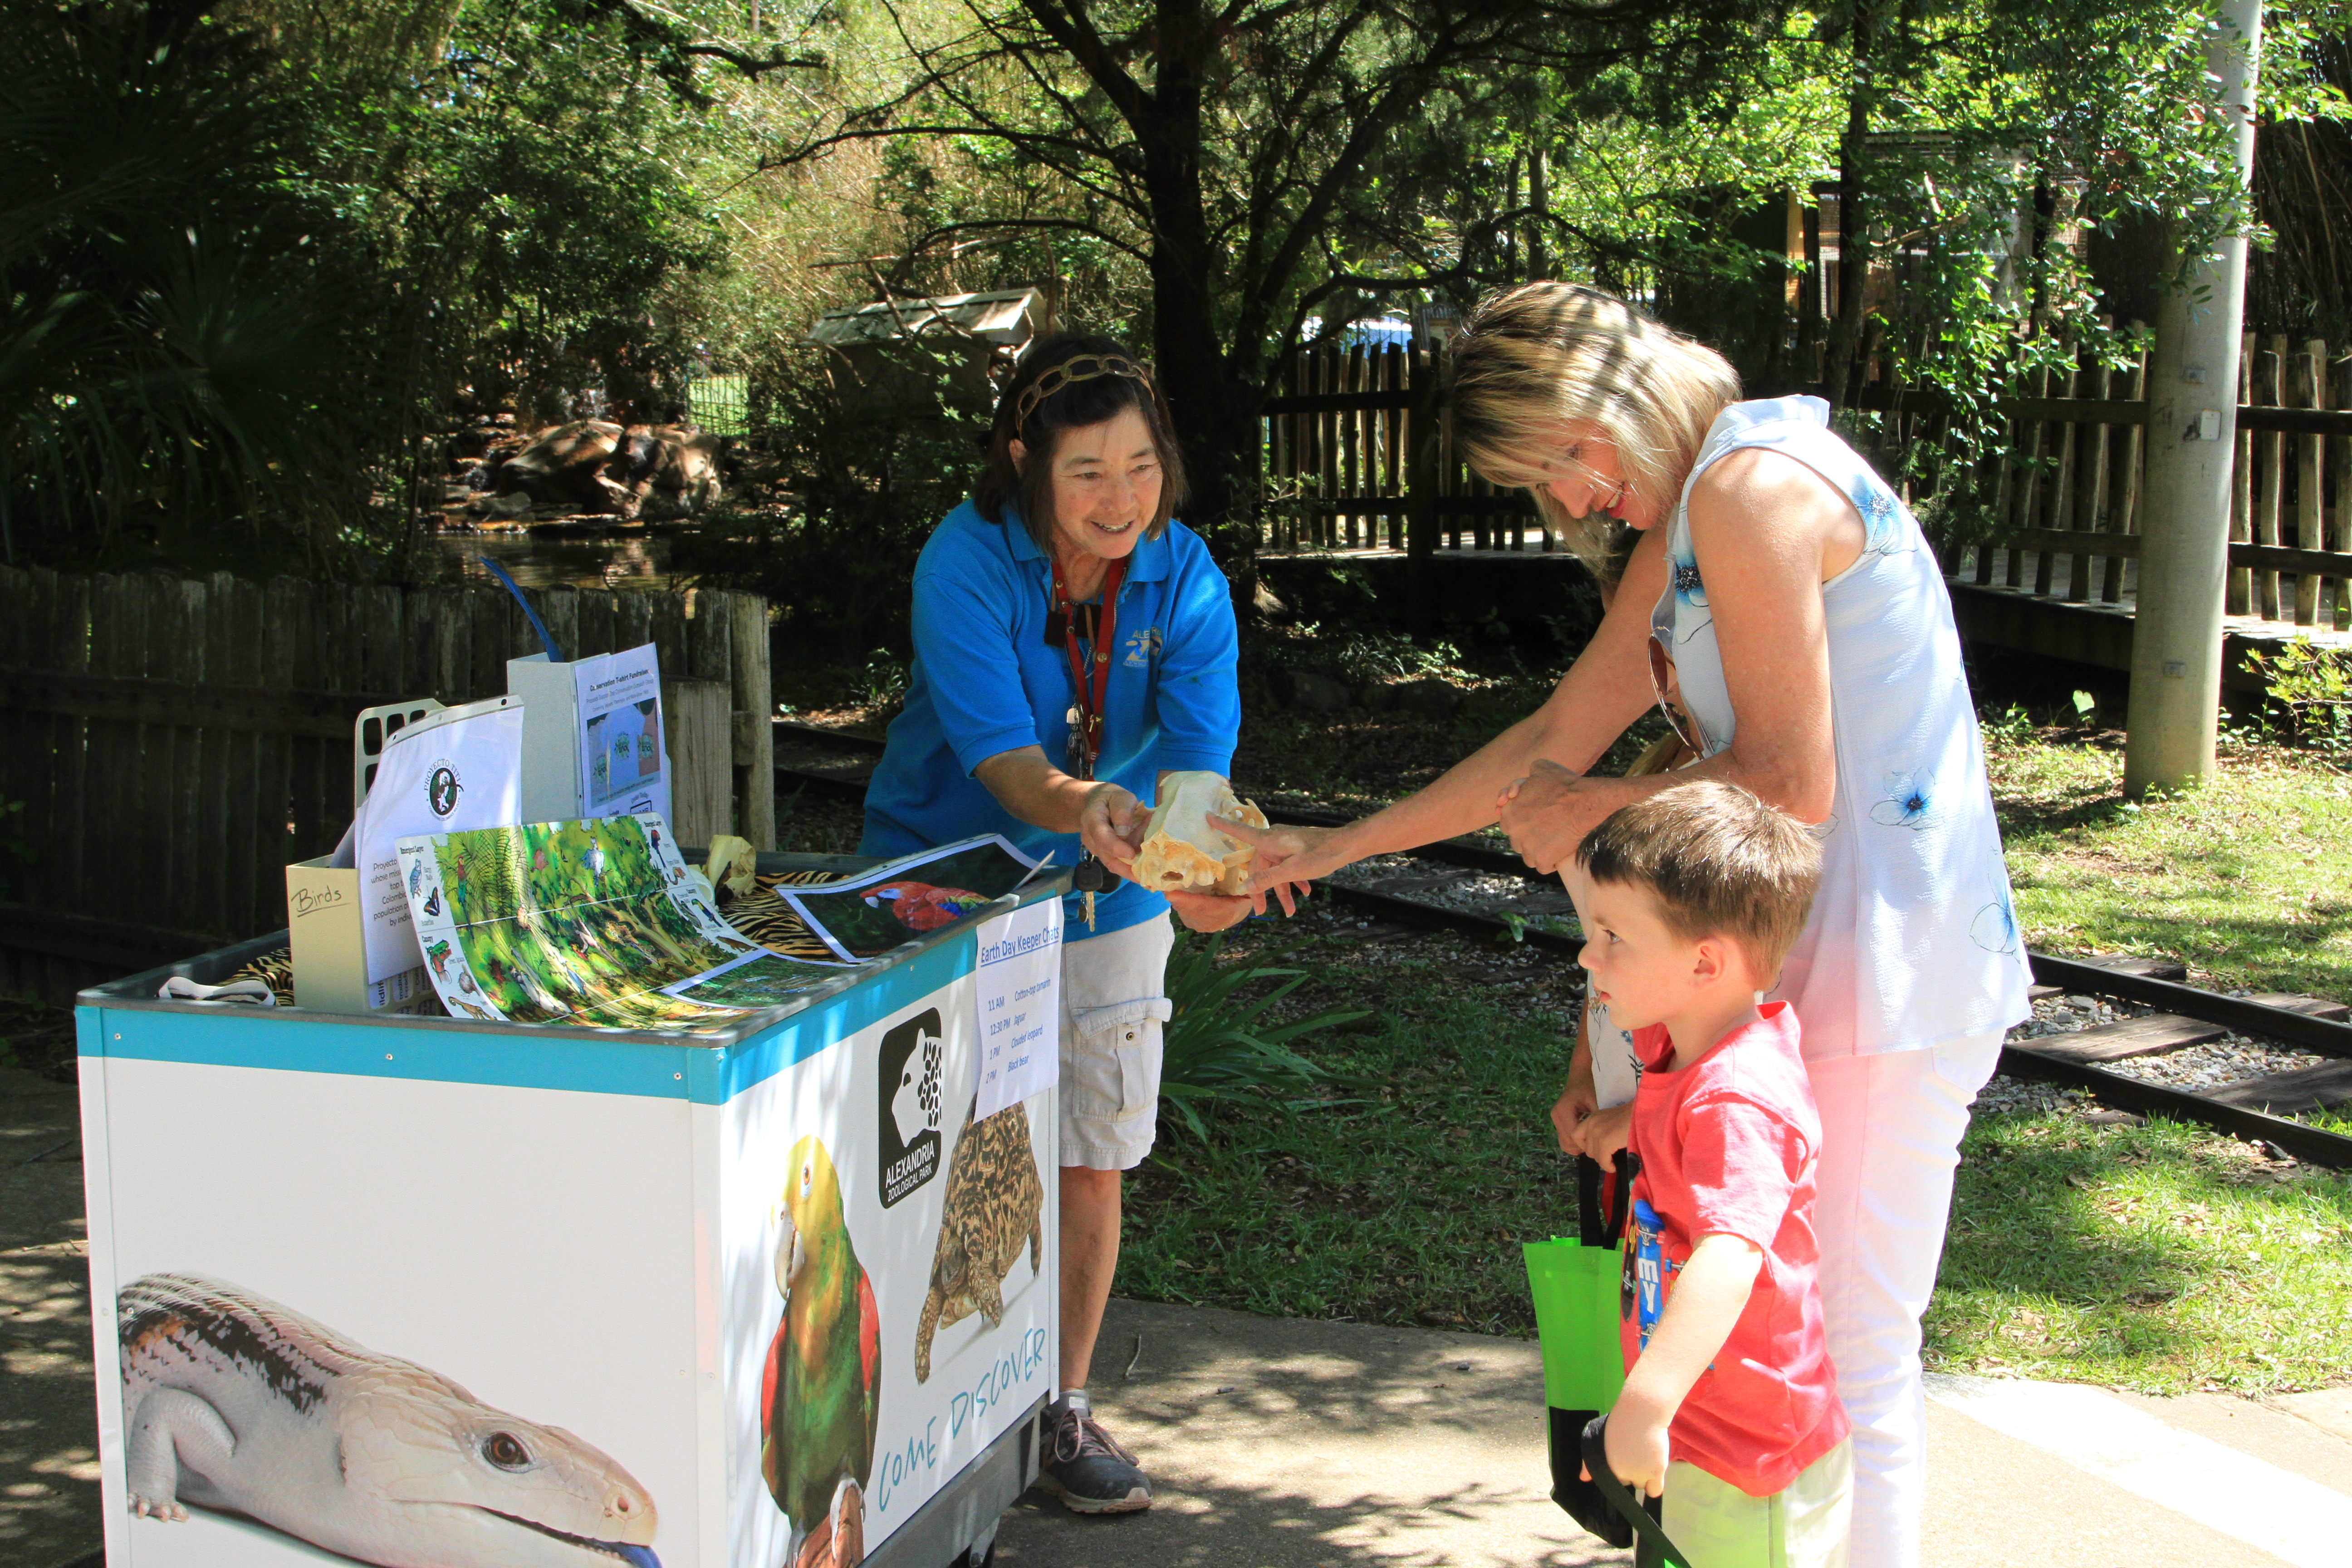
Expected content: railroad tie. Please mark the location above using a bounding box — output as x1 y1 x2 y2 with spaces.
2016 993 2351 1067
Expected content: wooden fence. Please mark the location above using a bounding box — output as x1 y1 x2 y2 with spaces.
1881 332 2352 632
0 569 773 1002
1260 335 2352 637
1261 342 1551 554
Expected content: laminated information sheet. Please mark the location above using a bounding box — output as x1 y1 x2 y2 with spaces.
397 814 839 1031
358 696 524 1002
973 895 1062 1119
782 835 1046 964
573 642 670 823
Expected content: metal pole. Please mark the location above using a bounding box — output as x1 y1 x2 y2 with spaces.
2125 0 2264 794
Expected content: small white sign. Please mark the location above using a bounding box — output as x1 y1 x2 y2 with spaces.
973 897 1063 1119
357 697 523 990
573 642 671 823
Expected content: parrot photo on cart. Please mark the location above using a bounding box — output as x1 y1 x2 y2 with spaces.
861 881 989 935
761 1136 880 1568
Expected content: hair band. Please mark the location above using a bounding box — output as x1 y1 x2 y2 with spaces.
1011 353 1147 436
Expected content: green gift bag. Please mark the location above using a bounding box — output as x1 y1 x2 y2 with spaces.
1527 1151 1644 1552
1523 1233 1626 1410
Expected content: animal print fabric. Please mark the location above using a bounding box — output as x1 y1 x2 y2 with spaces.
727 871 846 963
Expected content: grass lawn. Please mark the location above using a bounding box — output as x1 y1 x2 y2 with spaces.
1102 710 2352 1395
1117 917 1588 1335
1926 1102 2352 1395
1990 713 2352 997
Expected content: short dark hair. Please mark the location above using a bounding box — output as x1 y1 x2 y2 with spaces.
1576 780 1823 978
973 333 1188 550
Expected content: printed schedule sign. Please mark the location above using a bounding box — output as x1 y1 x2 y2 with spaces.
973 897 1062 1119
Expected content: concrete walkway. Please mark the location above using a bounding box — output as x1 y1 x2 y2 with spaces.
10 1054 2352 1568
995 1298 2352 1568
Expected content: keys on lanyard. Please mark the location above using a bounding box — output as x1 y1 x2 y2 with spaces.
1064 702 1109 928
1051 554 1128 931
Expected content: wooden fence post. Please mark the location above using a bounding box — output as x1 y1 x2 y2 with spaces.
1406 343 1442 637
731 593 775 850
2334 354 2352 630
663 679 734 847
2296 345 2325 627
2256 339 2285 620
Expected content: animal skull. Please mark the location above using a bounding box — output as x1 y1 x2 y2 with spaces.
1131 772 1268 896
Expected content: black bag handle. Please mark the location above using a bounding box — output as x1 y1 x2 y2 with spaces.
1576 1149 1637 1249
1579 1415 1692 1568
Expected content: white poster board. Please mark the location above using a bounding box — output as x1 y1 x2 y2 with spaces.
574 643 671 824
974 897 1062 1119
719 975 1057 1568
355 696 523 994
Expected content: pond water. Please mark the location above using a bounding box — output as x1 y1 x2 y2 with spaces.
432 528 680 594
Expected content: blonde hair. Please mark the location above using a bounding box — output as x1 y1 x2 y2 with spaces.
1451 283 1740 581
1576 780 1822 980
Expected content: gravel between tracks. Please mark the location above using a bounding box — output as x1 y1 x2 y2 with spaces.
2007 992 2333 1091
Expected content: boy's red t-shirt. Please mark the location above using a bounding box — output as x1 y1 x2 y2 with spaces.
1621 1001 1848 1497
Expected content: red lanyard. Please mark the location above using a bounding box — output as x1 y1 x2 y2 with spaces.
1048 553 1127 781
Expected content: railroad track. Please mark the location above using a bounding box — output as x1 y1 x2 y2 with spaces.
773 719 2352 1168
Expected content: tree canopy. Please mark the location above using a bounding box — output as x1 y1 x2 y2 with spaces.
4 0 2344 583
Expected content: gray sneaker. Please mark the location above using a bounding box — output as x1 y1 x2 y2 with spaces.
1036 1394 1150 1514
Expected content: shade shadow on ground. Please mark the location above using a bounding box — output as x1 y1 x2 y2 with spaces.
1 1064 100 1568
995 1298 1626 1568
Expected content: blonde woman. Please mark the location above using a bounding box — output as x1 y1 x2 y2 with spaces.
1228 284 2029 1568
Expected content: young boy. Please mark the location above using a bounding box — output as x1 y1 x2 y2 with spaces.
1565 779 1851 1568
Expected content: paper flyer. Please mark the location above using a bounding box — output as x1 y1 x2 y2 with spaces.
357 696 524 999
574 642 671 824
780 835 1045 964
397 813 841 1032
973 895 1062 1119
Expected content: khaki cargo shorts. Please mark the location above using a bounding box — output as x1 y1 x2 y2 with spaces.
1059 911 1175 1171
1662 1437 1852 1568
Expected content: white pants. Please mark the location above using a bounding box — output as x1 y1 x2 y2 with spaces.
1805 1032 2002 1568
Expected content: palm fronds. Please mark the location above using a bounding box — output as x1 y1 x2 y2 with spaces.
1157 930 1369 1141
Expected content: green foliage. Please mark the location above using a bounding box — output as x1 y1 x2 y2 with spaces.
325 0 729 425
2244 636 2352 751
1249 625 1473 685
0 3 406 571
0 0 755 577
670 345 986 652
1157 930 1369 1141
1989 713 2352 1000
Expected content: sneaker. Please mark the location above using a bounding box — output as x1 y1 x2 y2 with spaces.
1037 1392 1151 1514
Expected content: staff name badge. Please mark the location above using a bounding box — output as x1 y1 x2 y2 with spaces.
973 897 1062 1119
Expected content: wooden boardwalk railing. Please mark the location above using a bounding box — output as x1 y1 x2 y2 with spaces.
0 569 771 1000
1262 342 1548 554
1262 336 2352 650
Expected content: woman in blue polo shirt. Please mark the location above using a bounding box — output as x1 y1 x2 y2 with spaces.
862 334 1247 1517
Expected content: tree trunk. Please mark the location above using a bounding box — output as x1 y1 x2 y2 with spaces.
1823 8 1874 411
2126 0 2264 794
1528 146 1549 281
1141 0 1262 613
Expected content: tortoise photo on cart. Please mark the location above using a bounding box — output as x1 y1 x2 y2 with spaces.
914 1097 1044 1382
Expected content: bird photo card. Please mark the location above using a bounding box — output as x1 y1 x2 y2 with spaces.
780 835 1045 964
397 812 840 1031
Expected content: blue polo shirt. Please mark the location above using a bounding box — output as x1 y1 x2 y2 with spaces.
861 499 1241 939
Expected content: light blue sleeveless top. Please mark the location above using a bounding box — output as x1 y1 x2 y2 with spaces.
1591 396 2030 1101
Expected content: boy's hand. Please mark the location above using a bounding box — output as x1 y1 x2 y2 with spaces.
1581 1405 1671 1499
1571 1103 1633 1161
1549 1032 1599 1153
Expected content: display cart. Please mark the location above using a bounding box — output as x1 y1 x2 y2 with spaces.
76 853 1065 1568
